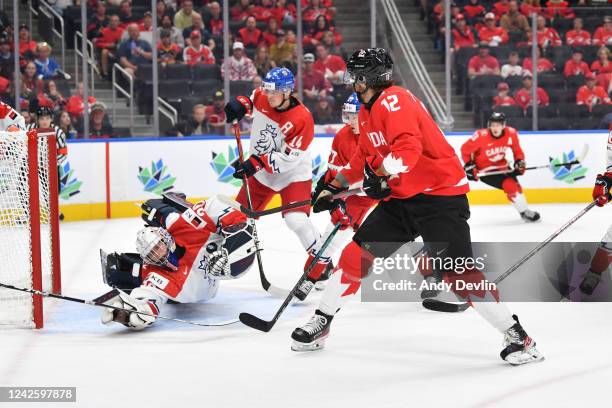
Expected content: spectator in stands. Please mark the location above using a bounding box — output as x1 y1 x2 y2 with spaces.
182 13 214 49
34 42 62 80
303 0 335 25
95 14 124 78
14 24 36 61
262 18 279 47
500 0 530 40
451 14 476 50
136 11 155 47
478 12 509 46
183 30 215 65
515 72 549 111
45 80 66 112
566 18 591 46
593 16 612 46
493 82 517 107
158 29 182 65
174 0 200 31
0 37 14 79
501 51 523 78
468 44 500 78
310 15 342 47
321 30 345 59
77 102 115 139
463 0 486 26
231 0 253 22
302 52 333 111
577 72 611 111
543 0 574 20
57 110 77 139
117 24 153 78
238 15 264 49
314 43 346 85
252 0 276 22
273 0 297 25
158 14 184 47
522 46 554 74
221 41 257 81
49 0 72 16
253 45 275 77
205 90 226 135
156 0 173 25
253 75 263 89
66 81 97 120
119 1 138 27
204 1 224 37
492 0 511 19
564 48 591 78
591 46 612 74
269 30 295 66
520 0 541 17
173 104 209 136
88 2 109 40
312 94 336 124
21 62 39 100
530 15 562 48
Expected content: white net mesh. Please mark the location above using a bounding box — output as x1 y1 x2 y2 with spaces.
0 131 54 328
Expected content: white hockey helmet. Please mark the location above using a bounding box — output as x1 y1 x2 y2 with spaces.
136 226 178 271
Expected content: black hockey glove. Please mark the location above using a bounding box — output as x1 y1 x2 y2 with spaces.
224 95 253 123
312 182 346 213
233 155 266 179
363 163 391 200
464 160 478 181
141 199 178 227
513 159 526 176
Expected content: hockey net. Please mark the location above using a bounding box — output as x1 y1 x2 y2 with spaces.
0 129 61 328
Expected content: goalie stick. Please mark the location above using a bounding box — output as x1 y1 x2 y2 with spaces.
422 200 598 312
0 283 238 327
239 223 342 332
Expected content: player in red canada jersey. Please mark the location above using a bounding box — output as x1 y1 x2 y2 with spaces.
461 112 541 222
224 67 327 294
293 93 376 301
98 195 255 330
579 125 612 295
292 48 543 365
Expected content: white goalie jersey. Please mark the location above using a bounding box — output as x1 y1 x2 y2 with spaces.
0 102 26 131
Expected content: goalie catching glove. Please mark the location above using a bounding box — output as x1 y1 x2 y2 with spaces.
100 289 159 330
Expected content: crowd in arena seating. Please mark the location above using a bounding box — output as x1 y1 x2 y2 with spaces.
0 0 349 138
426 0 612 130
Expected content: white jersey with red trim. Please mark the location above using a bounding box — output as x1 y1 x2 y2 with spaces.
135 196 248 304
248 88 315 191
0 102 25 131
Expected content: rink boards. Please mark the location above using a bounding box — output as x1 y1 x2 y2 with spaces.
59 131 607 221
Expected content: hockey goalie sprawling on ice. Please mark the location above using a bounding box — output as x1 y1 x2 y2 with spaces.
579 125 612 295
98 194 256 330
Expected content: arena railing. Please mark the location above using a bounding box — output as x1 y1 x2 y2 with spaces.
37 0 66 68
74 31 98 96
112 63 135 134
158 97 178 127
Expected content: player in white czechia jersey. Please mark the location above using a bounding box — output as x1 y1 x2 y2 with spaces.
224 67 330 292
579 125 612 295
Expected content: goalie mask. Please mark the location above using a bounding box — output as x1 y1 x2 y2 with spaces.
136 227 178 271
208 222 256 279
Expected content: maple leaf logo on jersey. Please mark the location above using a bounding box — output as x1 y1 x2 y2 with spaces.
254 124 278 155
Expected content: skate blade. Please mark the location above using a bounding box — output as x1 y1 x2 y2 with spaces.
505 347 545 365
291 337 327 352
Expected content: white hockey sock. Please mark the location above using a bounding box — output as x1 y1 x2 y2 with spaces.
471 301 516 333
284 211 321 252
312 223 354 260
511 193 528 214
318 269 358 316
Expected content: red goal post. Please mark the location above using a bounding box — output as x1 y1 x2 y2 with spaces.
0 129 61 329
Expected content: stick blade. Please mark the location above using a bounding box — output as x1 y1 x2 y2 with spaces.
239 312 273 332
422 298 469 313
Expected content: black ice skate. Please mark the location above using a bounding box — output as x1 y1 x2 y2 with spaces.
500 315 544 365
294 277 316 301
520 210 541 222
420 274 441 299
291 310 333 351
315 262 333 291
579 270 602 295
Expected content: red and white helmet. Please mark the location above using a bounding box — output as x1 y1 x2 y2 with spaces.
136 227 177 271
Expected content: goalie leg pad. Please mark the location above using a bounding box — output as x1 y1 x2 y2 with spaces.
101 250 143 293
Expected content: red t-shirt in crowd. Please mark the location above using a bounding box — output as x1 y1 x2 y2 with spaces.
514 87 549 110
452 26 476 49
566 29 592 46
576 85 611 108
478 26 509 44
238 27 264 48
313 54 346 75
522 57 554 74
593 27 612 46
492 95 517 107
564 59 592 77
468 55 500 73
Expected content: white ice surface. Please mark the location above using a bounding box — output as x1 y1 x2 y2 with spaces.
0 203 611 408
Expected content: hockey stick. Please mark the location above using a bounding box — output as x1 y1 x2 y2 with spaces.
232 122 282 296
239 223 342 332
477 144 590 178
228 187 364 218
0 283 238 327
423 200 598 312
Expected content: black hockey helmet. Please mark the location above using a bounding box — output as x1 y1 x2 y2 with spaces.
344 48 393 87
488 112 506 137
36 106 53 118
